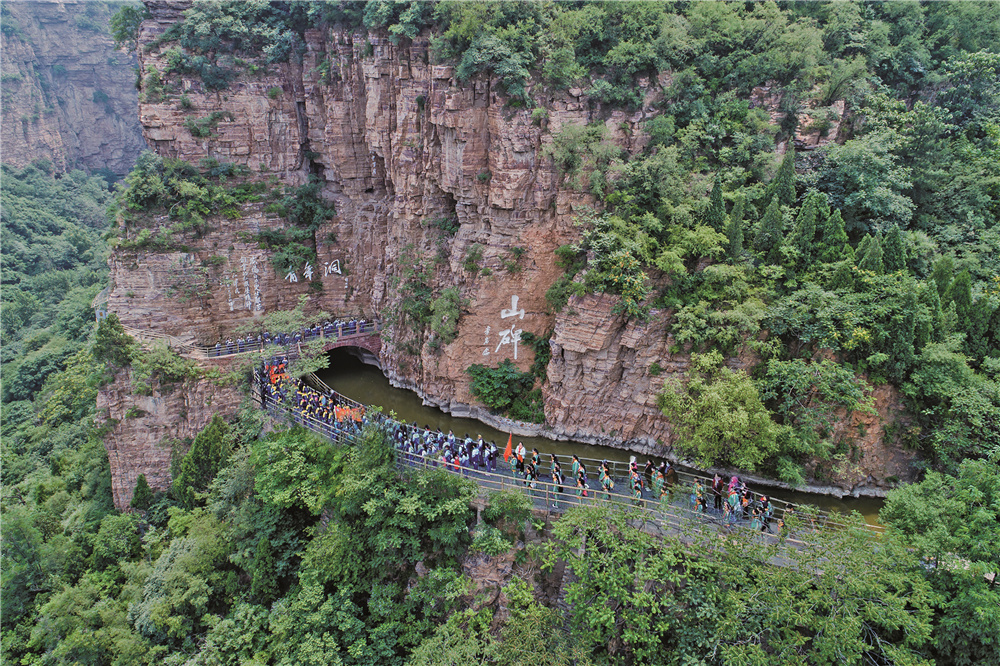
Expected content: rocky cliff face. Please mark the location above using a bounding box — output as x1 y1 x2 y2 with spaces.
99 1 913 507
0 1 146 174
97 364 242 509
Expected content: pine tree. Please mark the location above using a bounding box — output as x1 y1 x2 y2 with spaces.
172 414 232 509
790 189 823 264
93 313 136 368
765 148 796 207
754 197 784 264
931 256 954 298
883 224 907 272
884 288 918 382
726 191 746 261
964 298 997 363
946 270 973 330
829 261 855 291
251 536 279 606
817 209 850 263
917 283 943 347
130 474 153 511
706 176 726 231
857 232 885 274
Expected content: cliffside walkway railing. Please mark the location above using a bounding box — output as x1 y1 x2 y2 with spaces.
256 375 884 545
119 320 881 540
120 321 381 361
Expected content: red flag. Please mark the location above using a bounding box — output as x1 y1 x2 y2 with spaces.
503 433 513 462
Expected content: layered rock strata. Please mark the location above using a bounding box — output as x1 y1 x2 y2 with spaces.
100 1 914 506
0 1 145 174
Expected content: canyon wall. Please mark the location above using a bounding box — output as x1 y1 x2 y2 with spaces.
0 1 146 174
101 0 915 506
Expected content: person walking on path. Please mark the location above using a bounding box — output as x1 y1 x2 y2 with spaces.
712 474 725 512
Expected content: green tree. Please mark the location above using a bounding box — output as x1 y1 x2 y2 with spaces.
857 231 885 274
173 414 233 509
706 176 726 231
250 536 279 606
715 512 935 666
765 148 797 207
544 506 720 665
725 208 745 262
90 513 141 570
92 313 136 369
881 456 1000 665
110 4 149 53
931 255 955 298
658 350 781 470
131 474 154 511
250 425 342 515
945 269 973 330
789 188 823 265
754 197 785 264
883 223 907 272
816 208 851 263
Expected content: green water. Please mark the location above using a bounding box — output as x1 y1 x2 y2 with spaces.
315 351 884 525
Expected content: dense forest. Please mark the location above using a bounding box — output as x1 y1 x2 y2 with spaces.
3 1 1000 665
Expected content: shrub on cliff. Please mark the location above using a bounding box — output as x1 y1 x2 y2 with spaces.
466 359 544 423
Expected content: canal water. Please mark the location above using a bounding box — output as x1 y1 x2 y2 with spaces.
315 350 884 525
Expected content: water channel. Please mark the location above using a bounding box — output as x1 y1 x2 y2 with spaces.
315 349 884 525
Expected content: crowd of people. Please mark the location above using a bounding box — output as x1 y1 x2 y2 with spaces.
214 318 375 356
258 357 371 441
255 360 783 533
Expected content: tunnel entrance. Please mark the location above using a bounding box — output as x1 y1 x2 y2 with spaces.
325 345 380 372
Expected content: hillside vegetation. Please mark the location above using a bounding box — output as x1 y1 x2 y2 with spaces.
3 2 999 665
124 0 1000 483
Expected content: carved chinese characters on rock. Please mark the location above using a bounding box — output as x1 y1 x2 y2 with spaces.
483 295 525 360
221 255 265 313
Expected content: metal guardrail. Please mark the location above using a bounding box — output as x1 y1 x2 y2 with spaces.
293 373 882 535
258 380 875 546
120 317 879 538
120 321 381 360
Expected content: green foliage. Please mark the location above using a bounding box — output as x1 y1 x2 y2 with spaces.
469 524 512 556
112 151 258 245
429 286 466 346
131 474 154 511
172 415 234 509
881 456 1000 665
467 359 544 423
250 425 343 515
714 511 935 666
659 350 781 470
765 148 797 207
519 329 552 379
546 123 623 193
250 536 279 606
545 506 721 665
482 489 533 534
462 242 484 274
253 175 335 273
754 197 785 264
904 337 1000 467
816 208 851 263
110 4 149 53
91 513 141 570
759 358 874 481
131 342 200 396
183 110 234 138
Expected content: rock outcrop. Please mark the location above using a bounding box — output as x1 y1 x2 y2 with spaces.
97 365 242 509
98 2 913 507
0 1 146 174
